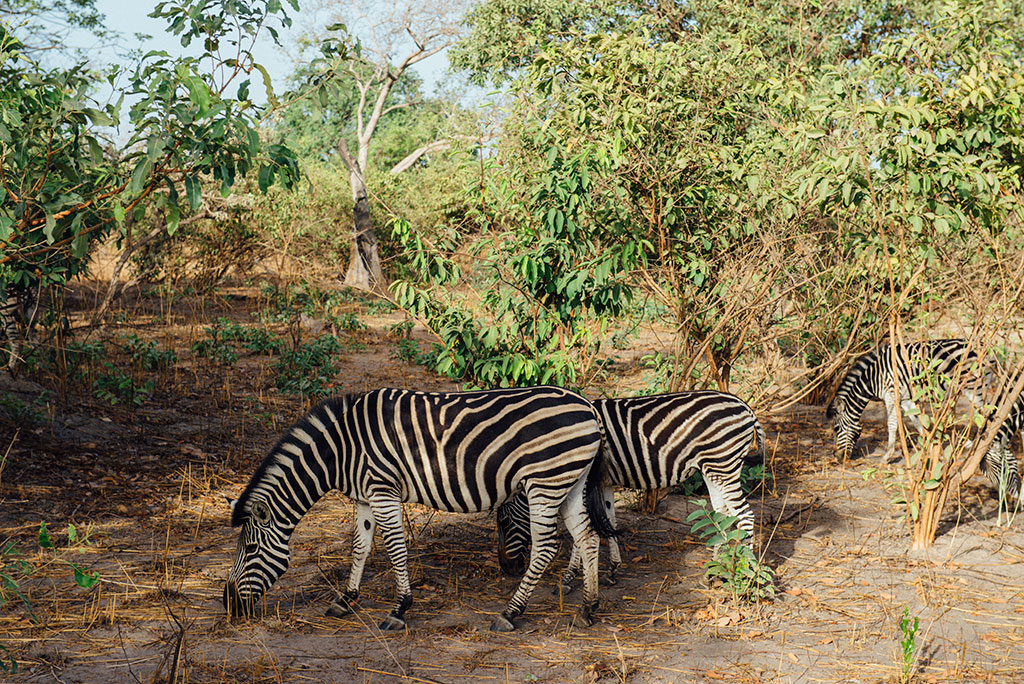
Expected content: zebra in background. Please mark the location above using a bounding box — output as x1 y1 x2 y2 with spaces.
971 377 1024 504
1 281 40 373
496 391 765 588
224 386 616 632
827 339 982 461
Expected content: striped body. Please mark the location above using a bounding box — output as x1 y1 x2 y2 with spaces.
497 391 765 583
826 339 979 460
977 379 1024 503
1 282 39 373
225 386 613 631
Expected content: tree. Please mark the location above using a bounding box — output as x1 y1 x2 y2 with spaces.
0 0 111 55
298 1 465 291
0 0 305 345
448 0 1024 550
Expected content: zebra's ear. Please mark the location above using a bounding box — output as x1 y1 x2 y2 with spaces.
227 497 237 518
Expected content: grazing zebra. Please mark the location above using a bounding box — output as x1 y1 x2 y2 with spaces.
224 386 616 632
972 378 1024 504
1 282 40 373
827 339 981 461
496 391 765 587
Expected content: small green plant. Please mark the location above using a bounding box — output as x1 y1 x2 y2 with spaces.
121 333 178 371
365 297 396 315
0 392 44 426
0 541 35 619
329 311 366 334
273 334 343 398
38 523 100 590
687 500 775 603
92 363 154 405
1 523 100 674
672 470 707 496
740 463 773 493
190 333 240 365
898 606 920 683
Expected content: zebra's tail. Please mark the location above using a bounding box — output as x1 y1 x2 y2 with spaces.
742 416 768 468
584 441 618 539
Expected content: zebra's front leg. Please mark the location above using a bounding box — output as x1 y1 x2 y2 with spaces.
327 503 375 618
370 497 414 631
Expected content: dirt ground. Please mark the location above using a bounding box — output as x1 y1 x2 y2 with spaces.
2 281 1024 684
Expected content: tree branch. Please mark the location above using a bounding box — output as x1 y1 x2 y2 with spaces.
389 140 452 174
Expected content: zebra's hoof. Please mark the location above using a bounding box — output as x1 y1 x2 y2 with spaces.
600 574 618 587
552 582 576 596
378 614 407 631
573 606 595 628
326 600 354 618
489 614 516 632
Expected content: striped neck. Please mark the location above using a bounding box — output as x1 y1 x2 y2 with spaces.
233 397 349 531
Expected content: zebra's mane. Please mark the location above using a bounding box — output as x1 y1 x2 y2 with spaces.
230 394 355 527
826 348 879 419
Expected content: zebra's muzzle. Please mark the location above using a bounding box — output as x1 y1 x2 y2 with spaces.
223 581 261 619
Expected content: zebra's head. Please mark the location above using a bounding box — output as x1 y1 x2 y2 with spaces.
223 496 291 618
826 398 860 460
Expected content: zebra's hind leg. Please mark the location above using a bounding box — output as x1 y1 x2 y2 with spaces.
556 484 617 595
369 496 414 630
704 474 755 542
491 491 563 632
602 486 620 586
555 545 582 596
327 503 376 617
560 479 601 628
883 391 900 459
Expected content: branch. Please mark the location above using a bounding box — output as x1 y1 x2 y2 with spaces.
388 133 496 175
389 140 451 174
381 99 420 118
336 137 359 175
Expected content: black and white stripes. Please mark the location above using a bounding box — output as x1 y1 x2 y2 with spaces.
827 339 980 460
497 391 765 584
1 282 39 373
976 379 1024 503
224 386 614 632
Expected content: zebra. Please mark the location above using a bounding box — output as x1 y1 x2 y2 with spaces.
826 339 981 461
971 377 1024 504
224 386 616 632
495 391 765 588
1 281 40 373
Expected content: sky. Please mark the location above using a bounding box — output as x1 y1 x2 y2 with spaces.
66 0 451 106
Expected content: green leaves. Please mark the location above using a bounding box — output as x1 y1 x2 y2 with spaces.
0 0 302 299
390 145 633 389
687 500 775 603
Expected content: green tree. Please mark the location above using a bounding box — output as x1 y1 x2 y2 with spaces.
0 0 306 347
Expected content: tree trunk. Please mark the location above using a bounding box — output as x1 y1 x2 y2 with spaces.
343 185 385 292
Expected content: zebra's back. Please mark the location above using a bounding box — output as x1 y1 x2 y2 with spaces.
829 339 976 417
595 391 763 491
235 385 604 520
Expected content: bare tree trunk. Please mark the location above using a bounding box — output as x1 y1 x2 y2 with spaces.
343 182 385 292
